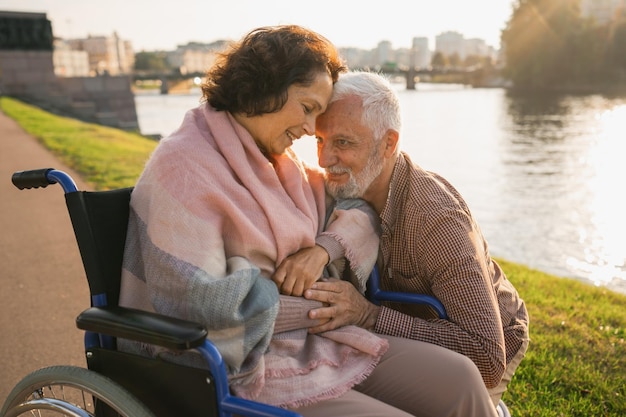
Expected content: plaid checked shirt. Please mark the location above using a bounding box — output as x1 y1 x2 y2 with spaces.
373 152 529 388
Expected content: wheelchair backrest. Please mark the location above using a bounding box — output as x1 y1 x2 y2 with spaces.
65 188 133 306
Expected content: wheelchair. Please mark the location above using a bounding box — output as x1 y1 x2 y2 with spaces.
3 168 511 417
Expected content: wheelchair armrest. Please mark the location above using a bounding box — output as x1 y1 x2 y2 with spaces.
76 306 208 350
370 290 448 319
368 265 448 319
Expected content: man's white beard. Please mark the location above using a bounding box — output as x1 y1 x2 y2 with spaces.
325 147 383 199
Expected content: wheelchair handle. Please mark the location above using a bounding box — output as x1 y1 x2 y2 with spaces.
12 168 78 193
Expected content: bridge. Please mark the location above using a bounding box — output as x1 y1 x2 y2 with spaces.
133 61 495 94
367 65 496 89
133 70 206 94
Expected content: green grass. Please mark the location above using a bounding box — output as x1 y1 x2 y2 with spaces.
496 259 625 416
0 97 156 189
2 97 625 416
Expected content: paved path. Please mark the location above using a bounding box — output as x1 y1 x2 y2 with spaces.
0 109 90 403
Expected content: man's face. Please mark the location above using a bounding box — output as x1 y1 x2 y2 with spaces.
315 97 384 199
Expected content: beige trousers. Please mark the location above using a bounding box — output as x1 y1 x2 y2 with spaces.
291 335 498 417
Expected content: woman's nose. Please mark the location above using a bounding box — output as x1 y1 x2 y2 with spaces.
303 117 315 136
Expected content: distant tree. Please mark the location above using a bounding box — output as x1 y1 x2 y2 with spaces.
463 54 484 69
570 20 612 81
448 52 462 69
134 51 169 72
607 21 626 74
431 51 448 69
501 0 581 89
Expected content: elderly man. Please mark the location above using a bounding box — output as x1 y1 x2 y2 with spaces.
296 71 529 407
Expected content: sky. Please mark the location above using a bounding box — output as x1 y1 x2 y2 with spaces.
0 0 516 51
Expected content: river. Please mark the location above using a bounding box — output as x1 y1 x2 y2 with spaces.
134 83 626 295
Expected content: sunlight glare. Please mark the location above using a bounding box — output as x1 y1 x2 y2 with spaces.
579 104 626 286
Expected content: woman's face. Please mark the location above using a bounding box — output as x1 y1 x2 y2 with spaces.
241 71 333 156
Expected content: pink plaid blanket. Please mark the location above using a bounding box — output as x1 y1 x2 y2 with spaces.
120 104 386 408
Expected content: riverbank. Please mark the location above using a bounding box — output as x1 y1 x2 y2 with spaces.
1 96 625 416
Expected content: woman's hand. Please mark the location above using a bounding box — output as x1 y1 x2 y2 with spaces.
272 245 329 296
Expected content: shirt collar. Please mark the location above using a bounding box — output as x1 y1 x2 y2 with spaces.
380 152 411 233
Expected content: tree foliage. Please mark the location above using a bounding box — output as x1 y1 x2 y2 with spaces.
133 51 170 72
430 51 448 69
607 21 626 73
501 0 626 90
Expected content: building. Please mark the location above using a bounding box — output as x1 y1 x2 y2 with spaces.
376 40 395 66
338 46 373 69
0 10 56 95
167 41 227 75
53 39 89 77
0 11 138 130
66 32 134 76
412 37 431 69
435 31 466 60
392 47 410 70
464 38 489 58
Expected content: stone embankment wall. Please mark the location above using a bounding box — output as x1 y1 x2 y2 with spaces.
0 11 138 131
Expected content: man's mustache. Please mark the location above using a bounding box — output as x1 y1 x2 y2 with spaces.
325 166 351 175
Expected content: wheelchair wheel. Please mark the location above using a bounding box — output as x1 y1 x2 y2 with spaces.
0 366 155 417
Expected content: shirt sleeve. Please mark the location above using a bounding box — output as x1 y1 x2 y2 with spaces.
380 196 507 388
373 306 415 339
418 210 506 388
314 234 345 263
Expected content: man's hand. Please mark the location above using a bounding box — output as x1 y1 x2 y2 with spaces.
272 245 329 296
304 278 380 333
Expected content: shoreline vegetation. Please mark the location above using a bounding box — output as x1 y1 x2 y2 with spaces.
2 96 624 416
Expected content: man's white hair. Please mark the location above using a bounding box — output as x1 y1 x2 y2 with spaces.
330 71 402 141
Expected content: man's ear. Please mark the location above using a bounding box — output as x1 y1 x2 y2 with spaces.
382 129 399 158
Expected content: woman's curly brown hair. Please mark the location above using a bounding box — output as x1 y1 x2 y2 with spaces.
201 25 346 116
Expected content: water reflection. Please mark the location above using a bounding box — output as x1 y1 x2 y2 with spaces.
135 86 626 294
582 105 626 291
501 92 626 292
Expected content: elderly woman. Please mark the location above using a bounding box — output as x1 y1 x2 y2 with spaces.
119 25 496 417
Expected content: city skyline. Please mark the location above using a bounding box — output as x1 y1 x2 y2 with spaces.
0 0 515 51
